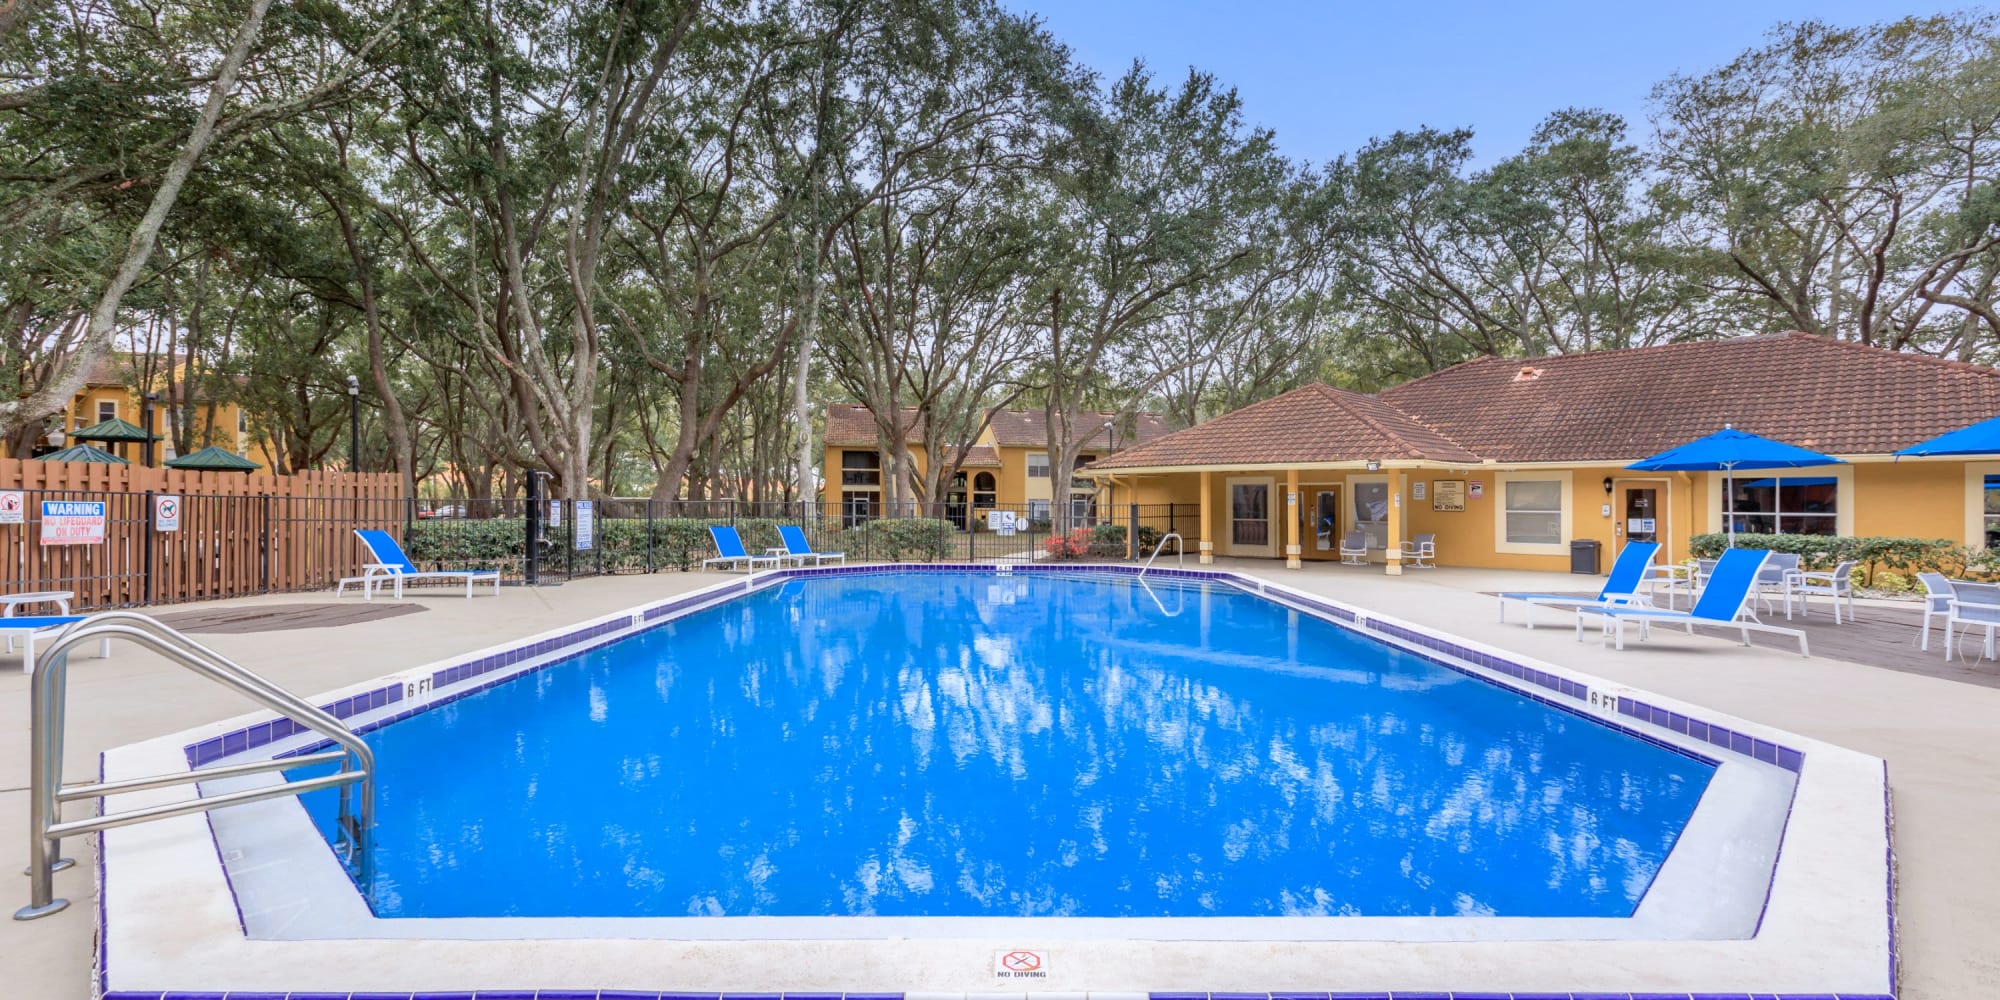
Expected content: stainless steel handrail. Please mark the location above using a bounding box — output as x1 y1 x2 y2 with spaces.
1137 531 1185 578
15 612 375 920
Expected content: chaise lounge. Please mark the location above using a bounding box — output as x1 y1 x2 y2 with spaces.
338 529 502 601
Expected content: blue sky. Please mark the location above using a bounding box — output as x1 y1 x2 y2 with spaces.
1007 1 1953 166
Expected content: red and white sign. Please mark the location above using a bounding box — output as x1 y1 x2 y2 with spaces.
155 494 181 532
40 500 106 545
0 490 23 525
993 948 1049 979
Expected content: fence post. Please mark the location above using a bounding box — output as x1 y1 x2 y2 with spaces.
646 500 656 573
260 494 272 594
966 517 974 563
525 473 541 586
1129 502 1140 560
143 490 156 606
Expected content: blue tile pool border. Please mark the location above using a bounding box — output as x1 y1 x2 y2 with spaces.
151 563 1891 1000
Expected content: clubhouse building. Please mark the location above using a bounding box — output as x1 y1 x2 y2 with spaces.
1085 332 2000 573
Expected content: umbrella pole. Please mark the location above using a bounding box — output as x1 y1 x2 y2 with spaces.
1725 468 1735 548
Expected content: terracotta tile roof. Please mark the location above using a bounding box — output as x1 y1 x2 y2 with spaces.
946 444 1003 468
1090 384 1482 470
824 404 1173 450
823 404 922 448
1090 333 2000 470
984 409 1176 449
1379 332 2000 461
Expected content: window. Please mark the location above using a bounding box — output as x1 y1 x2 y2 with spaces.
1026 452 1050 478
973 472 997 509
1231 482 1270 547
1986 475 2000 548
1352 481 1388 549
237 410 248 434
1070 454 1098 493
1732 476 1837 536
1504 479 1565 545
96 400 117 424
839 450 881 488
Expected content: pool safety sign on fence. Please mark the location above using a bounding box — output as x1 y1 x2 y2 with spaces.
574 500 594 550
993 948 1049 980
155 494 181 532
39 500 106 545
0 490 22 524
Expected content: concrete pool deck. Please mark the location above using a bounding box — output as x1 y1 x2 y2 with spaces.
0 562 1988 997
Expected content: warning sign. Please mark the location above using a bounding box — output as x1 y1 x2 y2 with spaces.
0 490 23 524
40 500 106 545
155 494 181 532
993 948 1049 980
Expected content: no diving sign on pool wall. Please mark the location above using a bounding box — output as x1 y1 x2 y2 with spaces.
993 948 1049 981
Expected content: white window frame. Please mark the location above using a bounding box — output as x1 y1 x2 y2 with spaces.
1345 473 1389 550
96 400 117 424
1494 470 1573 555
1963 462 2000 548
1707 464 1852 538
1026 452 1050 479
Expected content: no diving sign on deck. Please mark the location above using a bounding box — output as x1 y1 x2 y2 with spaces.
993 948 1049 980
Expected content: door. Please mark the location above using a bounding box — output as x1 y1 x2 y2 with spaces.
1226 478 1273 555
1313 488 1342 552
1618 483 1662 556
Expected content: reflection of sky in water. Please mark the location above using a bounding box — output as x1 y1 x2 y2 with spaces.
294 573 1713 919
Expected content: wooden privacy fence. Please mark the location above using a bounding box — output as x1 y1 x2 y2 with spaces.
0 459 403 609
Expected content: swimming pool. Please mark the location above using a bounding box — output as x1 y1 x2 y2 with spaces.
292 570 1712 921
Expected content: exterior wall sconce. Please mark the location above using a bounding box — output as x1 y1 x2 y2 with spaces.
1602 476 1615 494
1366 460 1381 472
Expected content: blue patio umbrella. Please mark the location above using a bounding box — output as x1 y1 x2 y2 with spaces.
1893 413 2000 458
1626 425 1845 545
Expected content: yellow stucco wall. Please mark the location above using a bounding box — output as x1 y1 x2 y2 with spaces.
1098 459 1994 571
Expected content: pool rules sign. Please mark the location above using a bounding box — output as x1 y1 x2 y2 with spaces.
155 494 182 532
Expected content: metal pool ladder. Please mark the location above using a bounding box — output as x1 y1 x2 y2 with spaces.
1138 531 1185 578
14 611 375 920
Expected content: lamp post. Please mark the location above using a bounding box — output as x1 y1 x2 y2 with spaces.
346 375 361 473
141 392 159 466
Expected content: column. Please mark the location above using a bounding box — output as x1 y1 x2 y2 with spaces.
1385 469 1405 576
1285 467 1301 569
1198 470 1215 564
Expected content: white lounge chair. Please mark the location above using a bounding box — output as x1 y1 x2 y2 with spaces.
1499 541 1658 628
1399 532 1437 569
1786 559 1859 624
1578 547 1809 656
2 616 111 675
1943 581 2000 662
338 529 501 601
703 525 780 573
1750 551 1802 617
777 525 844 566
1338 530 1368 566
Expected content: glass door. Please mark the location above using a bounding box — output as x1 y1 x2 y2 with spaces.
1313 489 1341 551
1618 483 1662 554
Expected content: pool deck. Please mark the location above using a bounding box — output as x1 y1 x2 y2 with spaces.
0 562 1992 998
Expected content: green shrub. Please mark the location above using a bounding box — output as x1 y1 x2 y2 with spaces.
1686 532 1961 586
852 517 956 561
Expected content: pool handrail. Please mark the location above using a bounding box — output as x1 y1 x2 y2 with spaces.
1138 531 1184 578
15 612 375 921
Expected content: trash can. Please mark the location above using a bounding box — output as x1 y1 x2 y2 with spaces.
1569 539 1601 575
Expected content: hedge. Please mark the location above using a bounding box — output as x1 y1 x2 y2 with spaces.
1685 532 2000 588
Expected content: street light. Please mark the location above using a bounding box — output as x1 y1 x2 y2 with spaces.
141 392 159 466
346 375 361 473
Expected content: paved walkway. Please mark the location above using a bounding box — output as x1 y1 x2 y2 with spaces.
1 563 1994 998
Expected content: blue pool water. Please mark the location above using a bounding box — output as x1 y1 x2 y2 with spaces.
294 571 1713 919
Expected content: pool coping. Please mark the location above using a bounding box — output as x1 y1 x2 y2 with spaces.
91 563 1897 999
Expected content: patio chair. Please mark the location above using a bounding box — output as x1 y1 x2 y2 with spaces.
1576 547 1809 656
703 525 780 574
1338 530 1369 566
1399 533 1437 569
777 525 844 566
1786 559 1859 624
1749 551 1802 618
338 529 501 601
1943 581 2000 663
1 616 111 676
1498 541 1658 629
1918 572 1956 652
